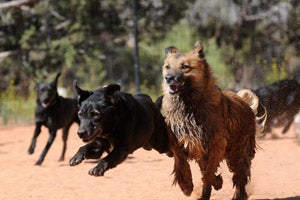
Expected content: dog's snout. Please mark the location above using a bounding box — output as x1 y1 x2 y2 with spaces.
165 74 183 84
43 97 50 103
165 75 175 84
77 129 87 138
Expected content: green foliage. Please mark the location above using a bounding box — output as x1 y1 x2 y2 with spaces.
141 20 196 57
187 0 300 88
204 39 234 88
264 62 288 84
20 26 36 49
0 81 35 125
76 49 107 88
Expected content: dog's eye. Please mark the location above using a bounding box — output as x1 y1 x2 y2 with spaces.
181 64 190 70
91 110 100 118
165 65 170 70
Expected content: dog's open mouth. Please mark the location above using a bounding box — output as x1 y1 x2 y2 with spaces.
169 82 186 94
41 98 55 108
42 102 50 108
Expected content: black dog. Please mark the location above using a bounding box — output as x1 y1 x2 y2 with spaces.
28 73 80 165
69 81 171 176
254 78 300 135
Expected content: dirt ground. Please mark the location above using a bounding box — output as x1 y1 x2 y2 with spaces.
1 124 300 200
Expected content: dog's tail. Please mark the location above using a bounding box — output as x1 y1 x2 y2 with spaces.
237 89 267 136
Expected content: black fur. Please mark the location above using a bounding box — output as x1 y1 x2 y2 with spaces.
28 73 80 165
69 81 171 176
254 78 300 135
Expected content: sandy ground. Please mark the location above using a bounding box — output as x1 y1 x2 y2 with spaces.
1 124 300 200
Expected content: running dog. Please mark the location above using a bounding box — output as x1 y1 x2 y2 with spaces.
69 81 171 176
254 78 300 135
160 42 264 200
28 72 80 165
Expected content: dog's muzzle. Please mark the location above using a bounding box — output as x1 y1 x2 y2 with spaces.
40 96 55 108
164 75 186 94
78 128 102 143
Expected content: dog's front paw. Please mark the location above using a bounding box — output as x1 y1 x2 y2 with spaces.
69 153 85 166
88 160 109 176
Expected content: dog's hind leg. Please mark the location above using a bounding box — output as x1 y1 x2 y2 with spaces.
227 158 251 200
282 118 294 134
59 124 72 161
28 122 42 154
282 110 298 134
35 129 57 165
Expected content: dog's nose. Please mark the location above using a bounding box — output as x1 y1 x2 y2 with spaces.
165 75 175 84
77 129 86 138
165 75 183 84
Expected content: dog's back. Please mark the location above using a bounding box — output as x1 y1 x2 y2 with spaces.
35 96 79 129
255 79 300 111
254 78 300 134
134 94 170 155
111 92 169 154
119 93 156 150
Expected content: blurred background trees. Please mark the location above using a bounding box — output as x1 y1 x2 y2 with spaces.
188 0 300 89
0 0 191 95
0 0 300 123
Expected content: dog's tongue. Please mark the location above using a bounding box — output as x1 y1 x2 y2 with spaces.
42 102 49 108
169 82 185 94
169 85 179 94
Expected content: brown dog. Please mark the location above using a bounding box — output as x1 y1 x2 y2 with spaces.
160 42 261 200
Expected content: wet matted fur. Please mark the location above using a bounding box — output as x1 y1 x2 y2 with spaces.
160 42 259 200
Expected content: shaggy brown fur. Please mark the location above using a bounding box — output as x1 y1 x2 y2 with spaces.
161 42 259 200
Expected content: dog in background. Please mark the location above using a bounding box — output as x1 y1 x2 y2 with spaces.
69 81 171 176
160 42 264 200
254 78 300 135
28 72 80 165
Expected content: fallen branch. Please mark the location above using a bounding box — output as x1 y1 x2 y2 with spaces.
0 50 20 60
0 0 40 10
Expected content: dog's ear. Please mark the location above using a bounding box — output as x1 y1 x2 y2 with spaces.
50 72 61 88
103 84 121 104
73 80 93 106
165 46 179 56
193 41 205 59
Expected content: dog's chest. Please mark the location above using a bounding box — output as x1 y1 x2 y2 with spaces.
35 106 62 128
163 96 209 157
